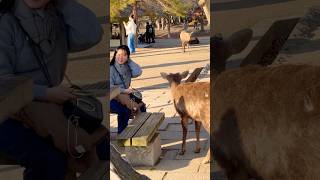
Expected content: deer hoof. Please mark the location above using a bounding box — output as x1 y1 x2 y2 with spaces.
194 147 201 153
179 150 186 155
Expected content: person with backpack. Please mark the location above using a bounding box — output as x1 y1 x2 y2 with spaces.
145 21 151 44
0 0 107 179
150 23 155 43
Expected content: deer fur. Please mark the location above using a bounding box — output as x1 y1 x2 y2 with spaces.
180 31 194 53
160 71 210 163
212 28 320 179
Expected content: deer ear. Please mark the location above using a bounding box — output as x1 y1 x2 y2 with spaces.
227 28 253 54
180 71 189 79
160 72 167 79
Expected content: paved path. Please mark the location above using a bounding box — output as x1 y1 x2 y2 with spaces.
110 36 213 180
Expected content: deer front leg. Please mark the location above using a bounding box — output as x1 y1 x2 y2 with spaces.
179 116 188 155
194 121 202 153
181 42 184 52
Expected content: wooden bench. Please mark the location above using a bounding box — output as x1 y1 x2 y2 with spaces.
117 112 165 166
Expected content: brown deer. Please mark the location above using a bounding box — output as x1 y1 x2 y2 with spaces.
160 71 210 163
211 27 320 179
180 31 193 53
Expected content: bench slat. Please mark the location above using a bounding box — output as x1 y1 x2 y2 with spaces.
117 112 152 146
131 113 165 146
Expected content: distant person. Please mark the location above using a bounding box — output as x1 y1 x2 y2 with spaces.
138 33 144 44
150 23 155 43
123 14 137 53
184 20 188 30
145 22 151 44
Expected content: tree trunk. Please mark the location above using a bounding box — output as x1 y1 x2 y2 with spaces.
199 15 205 31
110 24 113 39
183 20 188 30
161 17 166 30
120 22 126 45
156 18 161 30
133 1 138 47
167 17 171 38
198 0 210 26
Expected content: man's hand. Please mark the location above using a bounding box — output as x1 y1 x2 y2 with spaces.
41 86 76 104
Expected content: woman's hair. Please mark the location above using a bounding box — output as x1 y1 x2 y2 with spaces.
0 0 15 14
110 45 131 65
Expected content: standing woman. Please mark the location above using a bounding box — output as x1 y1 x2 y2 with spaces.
123 14 137 53
0 0 105 179
110 45 146 133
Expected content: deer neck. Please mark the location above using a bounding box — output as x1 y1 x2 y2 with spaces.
170 82 179 95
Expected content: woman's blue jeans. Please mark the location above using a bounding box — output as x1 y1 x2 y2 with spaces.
0 119 67 180
127 33 136 53
110 99 146 134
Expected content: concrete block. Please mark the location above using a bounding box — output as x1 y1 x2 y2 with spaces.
125 133 162 166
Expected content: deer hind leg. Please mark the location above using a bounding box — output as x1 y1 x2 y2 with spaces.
182 42 186 53
194 121 202 153
179 115 188 155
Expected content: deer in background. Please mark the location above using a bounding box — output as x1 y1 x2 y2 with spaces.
160 71 210 163
180 31 194 53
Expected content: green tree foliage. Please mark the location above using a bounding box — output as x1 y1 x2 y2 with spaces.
110 0 135 22
110 0 193 22
154 0 191 16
